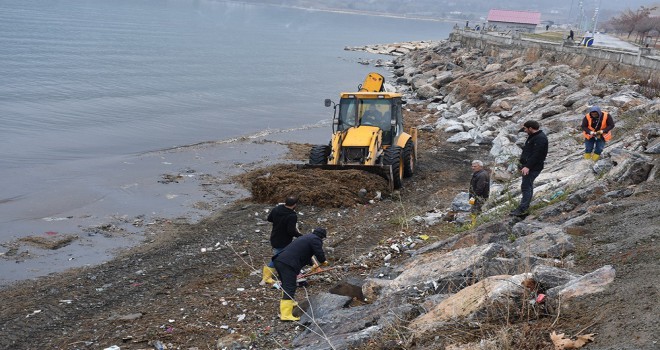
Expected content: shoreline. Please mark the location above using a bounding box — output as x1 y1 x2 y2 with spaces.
225 0 463 24
0 122 330 287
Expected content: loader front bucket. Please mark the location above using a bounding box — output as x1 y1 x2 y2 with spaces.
297 164 394 191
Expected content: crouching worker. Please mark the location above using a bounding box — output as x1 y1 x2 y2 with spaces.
273 227 328 321
582 105 615 161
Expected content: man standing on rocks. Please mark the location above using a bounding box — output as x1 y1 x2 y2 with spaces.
261 195 301 286
468 160 490 227
582 105 615 161
273 227 328 321
510 120 548 217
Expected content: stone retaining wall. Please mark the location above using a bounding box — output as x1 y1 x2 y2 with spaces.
449 28 660 80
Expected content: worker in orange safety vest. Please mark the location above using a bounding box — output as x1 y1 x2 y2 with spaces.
582 106 615 161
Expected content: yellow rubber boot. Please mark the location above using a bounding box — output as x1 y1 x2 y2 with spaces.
260 266 275 285
583 153 592 160
592 154 600 161
279 299 300 321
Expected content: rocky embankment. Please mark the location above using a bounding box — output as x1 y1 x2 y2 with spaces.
292 39 659 349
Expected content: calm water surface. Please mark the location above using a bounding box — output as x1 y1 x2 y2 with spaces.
0 0 453 284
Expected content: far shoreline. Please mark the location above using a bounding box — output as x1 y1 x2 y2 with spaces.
224 0 463 25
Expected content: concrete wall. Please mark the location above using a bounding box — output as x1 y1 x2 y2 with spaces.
486 21 536 33
449 28 660 80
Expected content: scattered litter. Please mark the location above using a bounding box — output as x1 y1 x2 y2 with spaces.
236 288 245 292
419 235 430 240
536 293 546 304
26 310 42 318
550 331 595 349
255 229 260 233
103 346 121 350
152 340 165 350
59 300 73 304
168 319 175 323
383 254 392 261
200 248 207 253
220 325 229 329
237 314 246 322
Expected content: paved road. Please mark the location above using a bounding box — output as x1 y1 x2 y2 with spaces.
581 33 639 51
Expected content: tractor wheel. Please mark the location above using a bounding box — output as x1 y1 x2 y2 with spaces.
403 140 415 178
383 146 404 189
309 145 330 165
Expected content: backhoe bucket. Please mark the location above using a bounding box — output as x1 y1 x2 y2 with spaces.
297 164 394 191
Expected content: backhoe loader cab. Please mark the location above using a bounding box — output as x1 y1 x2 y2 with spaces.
308 73 417 189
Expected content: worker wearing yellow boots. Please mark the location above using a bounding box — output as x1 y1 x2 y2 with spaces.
261 195 301 286
468 160 490 228
582 106 615 161
273 228 328 321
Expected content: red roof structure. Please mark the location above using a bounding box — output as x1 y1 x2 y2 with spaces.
487 9 541 25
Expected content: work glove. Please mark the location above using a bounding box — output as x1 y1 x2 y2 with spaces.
589 131 595 136
322 261 330 266
596 130 603 135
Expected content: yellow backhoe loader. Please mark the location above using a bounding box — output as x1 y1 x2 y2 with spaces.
305 72 417 189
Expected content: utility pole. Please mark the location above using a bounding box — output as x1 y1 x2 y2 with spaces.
592 0 601 34
577 0 585 32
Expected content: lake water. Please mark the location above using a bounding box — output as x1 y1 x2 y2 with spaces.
0 0 453 284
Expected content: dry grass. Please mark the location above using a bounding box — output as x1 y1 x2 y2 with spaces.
522 31 566 42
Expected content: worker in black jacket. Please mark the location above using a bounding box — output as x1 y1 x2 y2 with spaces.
510 120 548 217
260 196 301 286
273 228 328 321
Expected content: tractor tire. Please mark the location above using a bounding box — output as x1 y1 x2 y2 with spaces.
403 140 415 178
383 146 404 189
309 145 330 165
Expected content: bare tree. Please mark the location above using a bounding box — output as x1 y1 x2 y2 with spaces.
634 16 660 45
608 6 657 39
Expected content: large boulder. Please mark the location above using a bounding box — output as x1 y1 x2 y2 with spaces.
409 274 531 340
547 265 616 301
607 148 654 185
532 265 581 289
299 292 353 324
416 84 440 100
375 243 512 297
292 301 419 350
513 224 575 259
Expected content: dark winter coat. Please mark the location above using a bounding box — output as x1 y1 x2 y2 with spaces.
469 169 490 199
267 204 301 249
273 233 326 273
520 130 549 171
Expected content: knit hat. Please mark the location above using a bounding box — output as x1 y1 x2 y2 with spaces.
312 228 327 239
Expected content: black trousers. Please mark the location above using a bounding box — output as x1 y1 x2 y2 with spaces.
274 260 299 300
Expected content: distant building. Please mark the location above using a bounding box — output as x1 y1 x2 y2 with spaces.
486 9 541 33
